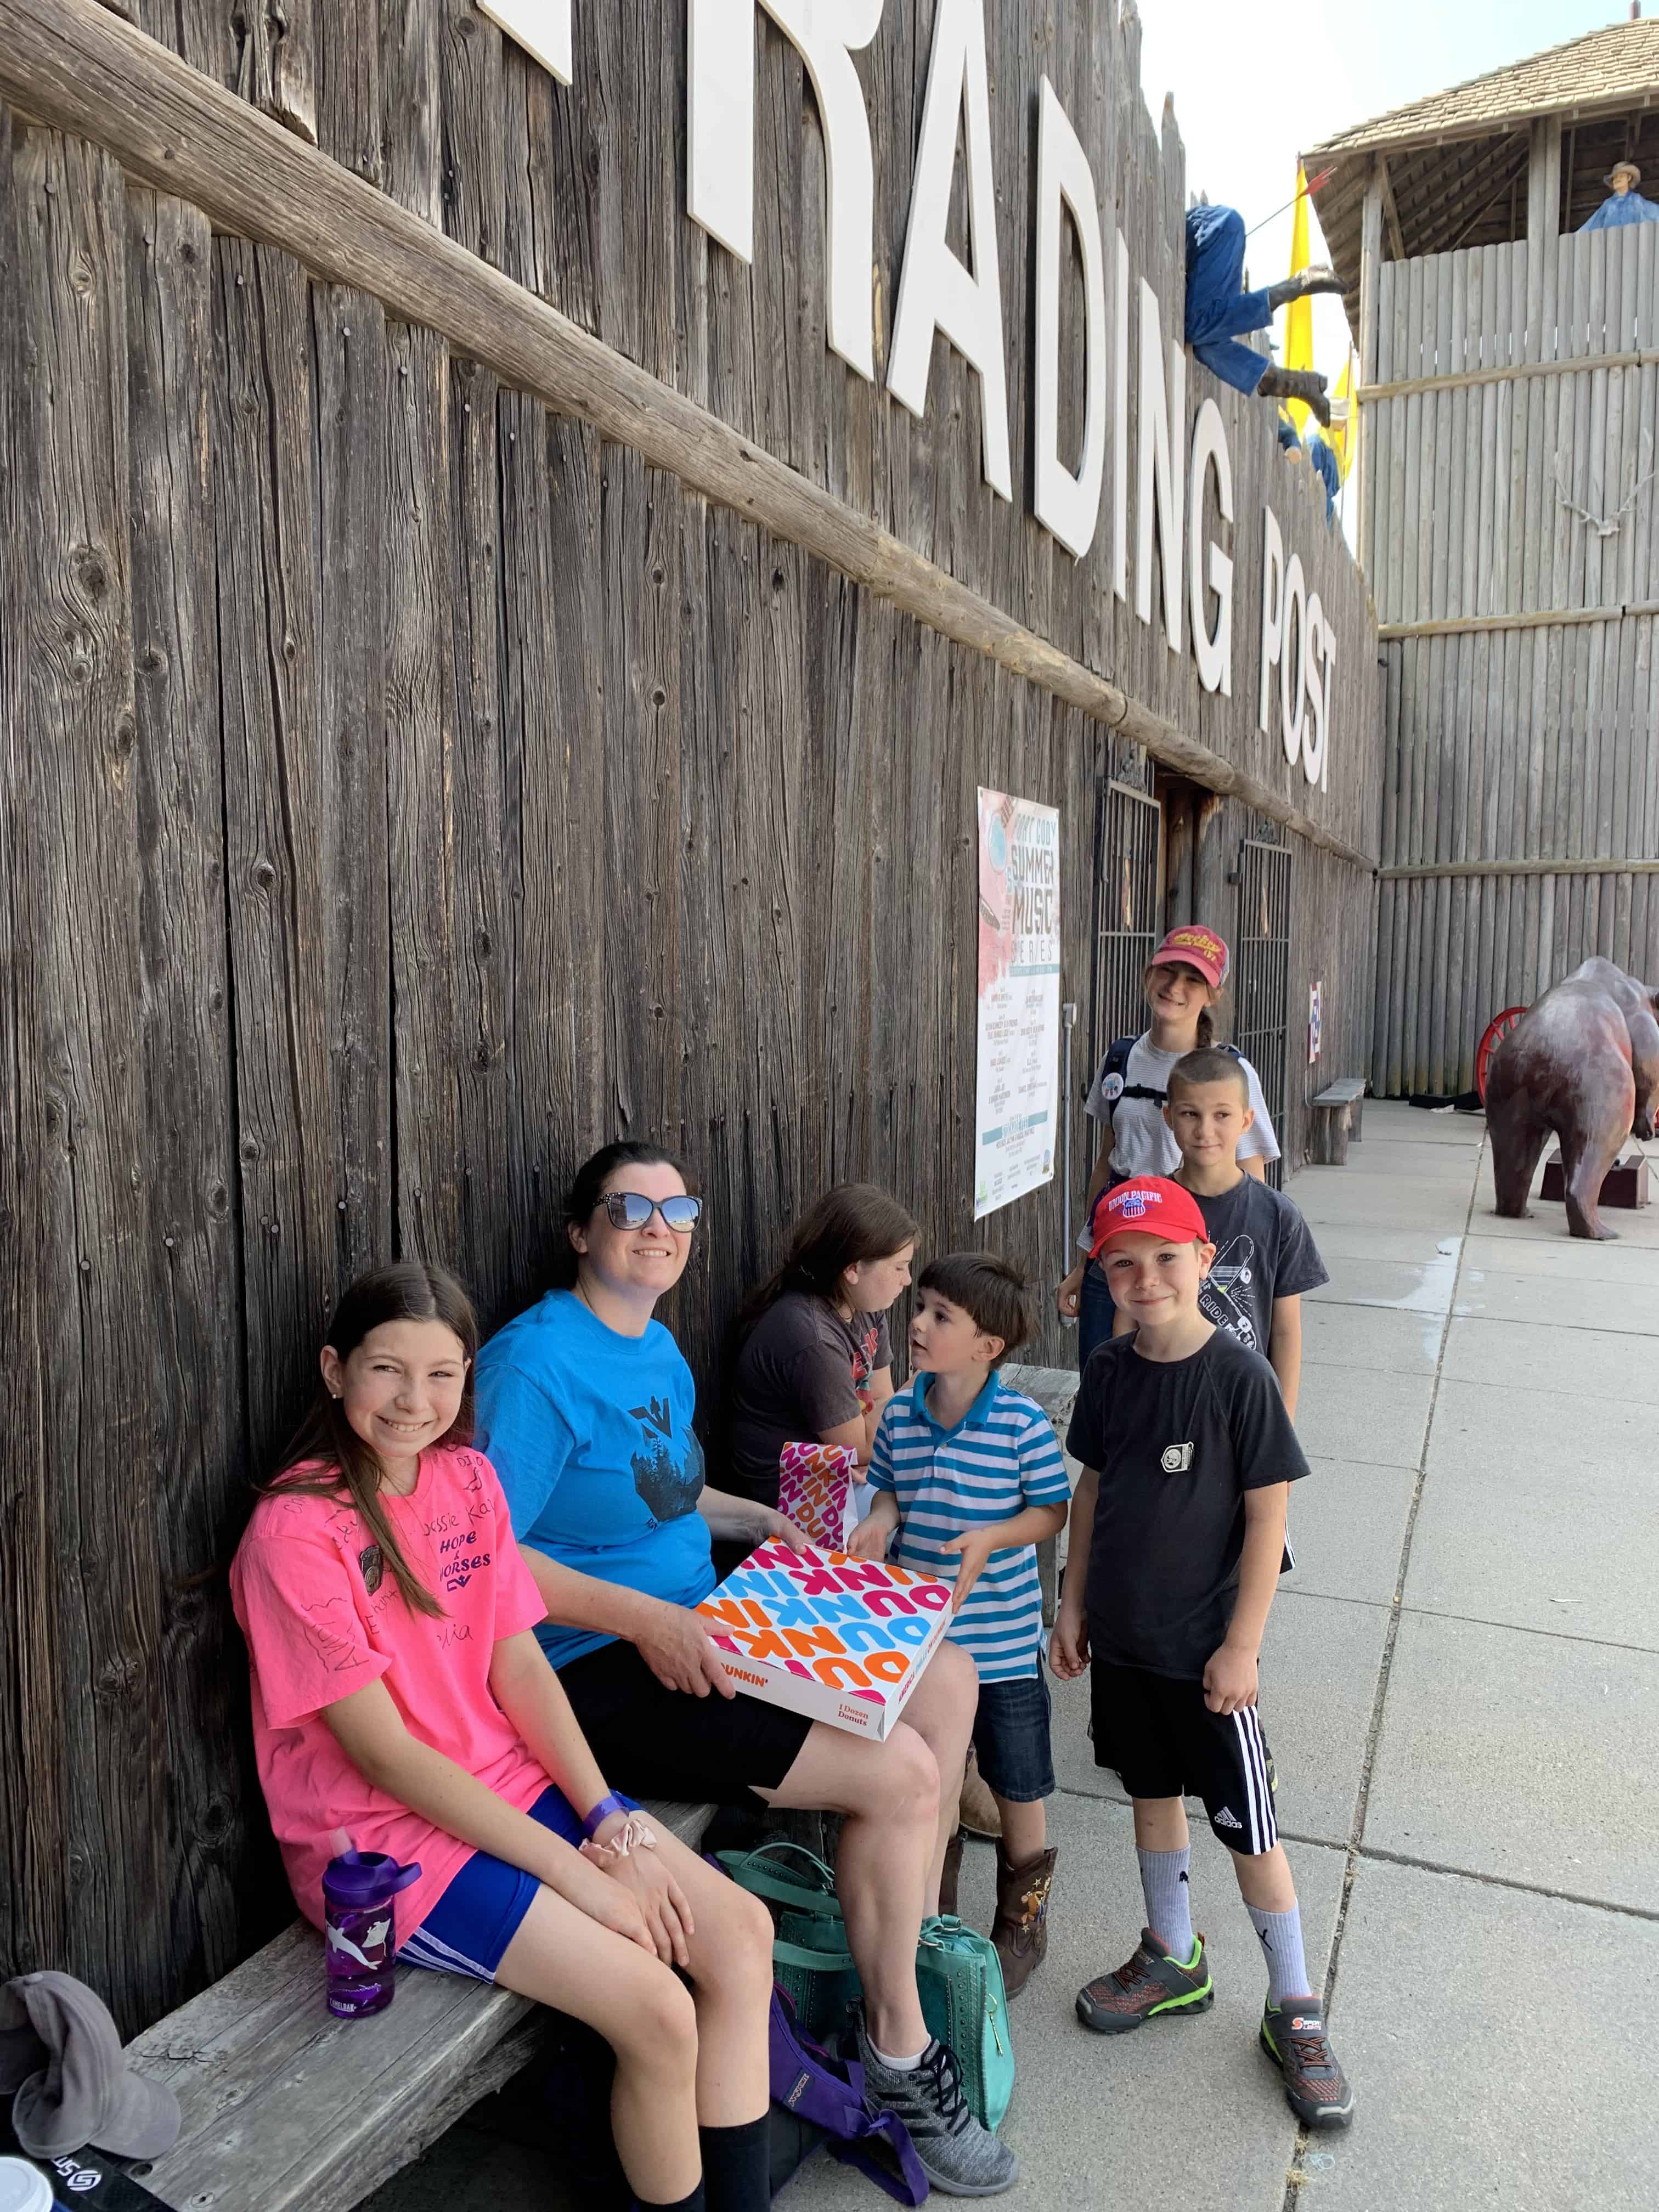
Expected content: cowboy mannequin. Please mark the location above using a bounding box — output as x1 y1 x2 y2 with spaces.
1580 159 1659 230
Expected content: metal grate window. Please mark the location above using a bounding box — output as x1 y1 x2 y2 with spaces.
1233 839 1293 1191
1091 780 1163 1075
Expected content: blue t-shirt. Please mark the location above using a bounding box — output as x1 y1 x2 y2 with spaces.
473 1289 715 1668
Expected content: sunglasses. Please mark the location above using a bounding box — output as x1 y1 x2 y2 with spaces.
600 1190 703 1233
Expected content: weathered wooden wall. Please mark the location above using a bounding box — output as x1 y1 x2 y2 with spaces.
0 0 1380 2034
1365 220 1659 1094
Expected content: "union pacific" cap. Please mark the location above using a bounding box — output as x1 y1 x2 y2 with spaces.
1090 1176 1210 1255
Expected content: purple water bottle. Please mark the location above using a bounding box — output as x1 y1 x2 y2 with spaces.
321 1847 421 2018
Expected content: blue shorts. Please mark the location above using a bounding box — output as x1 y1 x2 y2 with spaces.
972 1671 1054 1803
398 1784 639 1982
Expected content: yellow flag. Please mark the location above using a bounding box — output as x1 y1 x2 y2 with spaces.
1328 351 1356 482
1284 162 1314 433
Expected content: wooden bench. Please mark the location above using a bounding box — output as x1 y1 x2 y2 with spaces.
120 1800 713 2212
1000 1363 1079 1622
1310 1077 1367 1165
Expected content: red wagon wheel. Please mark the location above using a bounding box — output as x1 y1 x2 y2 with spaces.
1475 1005 1528 1102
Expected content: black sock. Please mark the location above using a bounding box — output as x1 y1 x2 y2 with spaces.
699 2113 772 2212
635 2184 704 2212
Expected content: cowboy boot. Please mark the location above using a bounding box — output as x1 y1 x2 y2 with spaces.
1257 366 1332 428
1265 265 1345 311
992 1843 1058 1999
939 1827 965 1920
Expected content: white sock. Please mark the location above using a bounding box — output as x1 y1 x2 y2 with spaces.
1247 1900 1311 2009
869 2038 926 2072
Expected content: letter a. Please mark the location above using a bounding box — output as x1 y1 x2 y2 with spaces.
687 1 883 380
887 0 1013 500
478 1 572 84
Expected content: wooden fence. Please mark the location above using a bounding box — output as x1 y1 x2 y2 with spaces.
1365 219 1659 1094
0 0 1381 2033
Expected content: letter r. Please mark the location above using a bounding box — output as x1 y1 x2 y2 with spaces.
687 1 883 380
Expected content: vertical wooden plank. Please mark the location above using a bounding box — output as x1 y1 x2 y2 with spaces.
441 0 504 266
212 237 334 1466
386 319 460 1271
381 0 442 224
0 101 62 1997
314 284 392 1283
316 0 381 185
444 354 515 1326
15 125 167 2034
127 182 253 1999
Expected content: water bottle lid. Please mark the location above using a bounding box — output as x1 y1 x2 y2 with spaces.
321 1849 421 1904
0 2157 54 2212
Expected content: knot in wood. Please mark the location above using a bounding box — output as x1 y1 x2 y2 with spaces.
140 645 167 675
115 715 136 758
72 543 109 597
652 685 667 707
252 859 276 889
239 1135 261 1163
69 256 94 297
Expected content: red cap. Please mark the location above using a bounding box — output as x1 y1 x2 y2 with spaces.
1150 924 1229 989
1091 1177 1210 1257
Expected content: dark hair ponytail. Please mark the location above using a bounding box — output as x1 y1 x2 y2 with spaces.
550 1139 692 1288
259 1262 479 1620
739 1183 920 1333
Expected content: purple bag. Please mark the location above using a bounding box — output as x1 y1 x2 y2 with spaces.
769 1987 928 2205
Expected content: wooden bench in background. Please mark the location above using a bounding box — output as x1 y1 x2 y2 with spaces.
1310 1077 1367 1166
121 1801 712 2212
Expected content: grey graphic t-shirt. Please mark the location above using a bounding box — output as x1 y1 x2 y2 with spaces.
1190 1176 1329 1358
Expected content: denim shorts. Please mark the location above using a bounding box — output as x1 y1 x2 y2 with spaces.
398 1784 639 1983
972 1671 1055 1803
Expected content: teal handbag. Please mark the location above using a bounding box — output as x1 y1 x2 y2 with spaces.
916 1914 1013 2130
718 1844 1015 2128
717 1842 859 2041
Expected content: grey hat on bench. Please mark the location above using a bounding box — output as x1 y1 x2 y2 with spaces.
0 1973 180 2160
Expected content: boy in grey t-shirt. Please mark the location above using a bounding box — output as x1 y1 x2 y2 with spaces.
1111 1049 1329 1417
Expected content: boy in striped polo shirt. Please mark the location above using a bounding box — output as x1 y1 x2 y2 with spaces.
848 1255 1071 1995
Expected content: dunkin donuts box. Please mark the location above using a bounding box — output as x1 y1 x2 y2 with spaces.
777 1441 859 1551
696 1539 953 1740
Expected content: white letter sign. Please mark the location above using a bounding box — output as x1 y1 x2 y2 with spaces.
1257 505 1284 735
1135 279 1185 651
1187 397 1233 697
479 0 571 83
1032 80 1106 558
888 0 1013 500
687 1 883 380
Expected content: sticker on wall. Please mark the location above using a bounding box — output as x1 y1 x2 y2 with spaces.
1308 980 1323 1066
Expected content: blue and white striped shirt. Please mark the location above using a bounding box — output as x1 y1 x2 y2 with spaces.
870 1373 1071 1682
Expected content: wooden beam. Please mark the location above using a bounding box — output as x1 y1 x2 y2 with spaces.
0 0 1378 874
1377 157 1406 263
1380 857 1659 882
1378 601 1659 640
1361 350 1659 402
1527 116 1563 241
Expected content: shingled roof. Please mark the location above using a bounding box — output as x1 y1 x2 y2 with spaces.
1305 17 1659 340
1310 18 1659 158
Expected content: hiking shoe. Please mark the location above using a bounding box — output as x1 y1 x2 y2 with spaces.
1075 1928 1213 2034
1260 1997 1353 2128
854 2013 1017 2196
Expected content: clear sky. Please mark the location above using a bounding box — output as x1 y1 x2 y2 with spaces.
1137 1 1635 522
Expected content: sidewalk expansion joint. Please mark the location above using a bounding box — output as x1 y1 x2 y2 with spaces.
1281 1131 1484 2212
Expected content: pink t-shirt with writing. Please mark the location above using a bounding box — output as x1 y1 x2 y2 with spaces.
230 1443 555 1941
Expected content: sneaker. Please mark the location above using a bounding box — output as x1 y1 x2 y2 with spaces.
1260 1997 1353 2128
1075 1928 1214 2034
853 2012 1018 2197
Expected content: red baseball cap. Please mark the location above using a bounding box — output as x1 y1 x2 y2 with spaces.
1149 923 1229 989
1091 1176 1210 1257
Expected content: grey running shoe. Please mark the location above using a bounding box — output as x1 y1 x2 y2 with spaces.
1260 1997 1353 2128
854 2012 1018 2197
1075 1928 1214 2033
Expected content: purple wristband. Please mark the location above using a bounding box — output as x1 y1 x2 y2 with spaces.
582 1791 629 1839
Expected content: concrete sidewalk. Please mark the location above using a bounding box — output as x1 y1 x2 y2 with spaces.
372 1104 1659 2210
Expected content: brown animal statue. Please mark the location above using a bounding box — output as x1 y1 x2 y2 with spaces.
1484 957 1659 1239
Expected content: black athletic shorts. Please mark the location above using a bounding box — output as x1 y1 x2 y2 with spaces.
1090 1659 1279 1854
556 1637 815 1809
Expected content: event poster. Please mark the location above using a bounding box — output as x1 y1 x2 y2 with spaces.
974 788 1061 1220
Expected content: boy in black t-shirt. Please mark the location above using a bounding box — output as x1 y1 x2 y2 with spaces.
1109 1047 1329 1410
1054 1177 1352 2129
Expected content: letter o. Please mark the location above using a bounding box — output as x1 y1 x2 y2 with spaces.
1279 554 1306 766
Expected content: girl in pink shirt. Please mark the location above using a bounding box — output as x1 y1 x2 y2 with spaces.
231 1262 774 2212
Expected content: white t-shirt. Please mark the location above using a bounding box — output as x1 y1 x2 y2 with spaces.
1077 1034 1279 1249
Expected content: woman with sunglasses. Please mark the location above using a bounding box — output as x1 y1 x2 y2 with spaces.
475 1141 1014 2200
